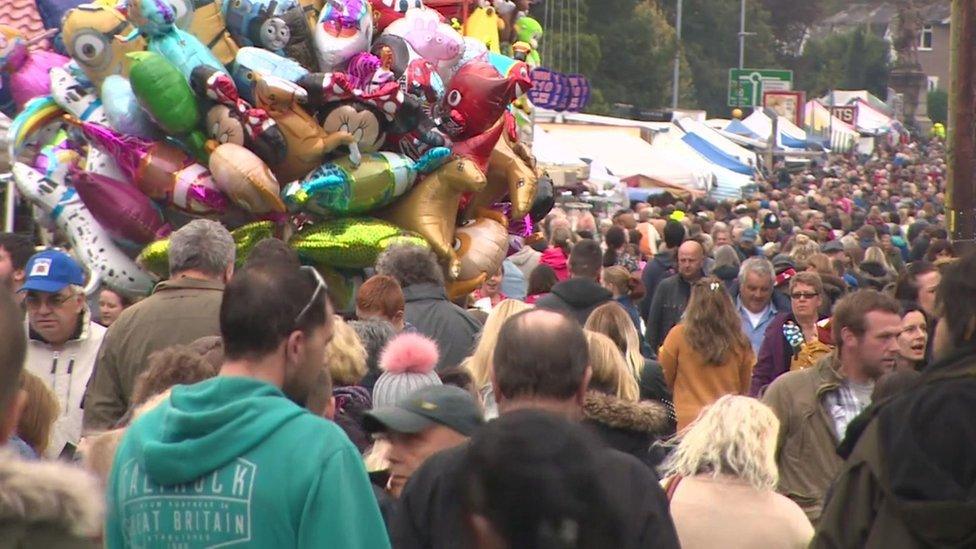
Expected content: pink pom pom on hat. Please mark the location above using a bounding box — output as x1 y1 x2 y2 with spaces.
372 332 442 408
379 332 440 374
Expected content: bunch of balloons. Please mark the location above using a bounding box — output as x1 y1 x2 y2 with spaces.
3 0 554 307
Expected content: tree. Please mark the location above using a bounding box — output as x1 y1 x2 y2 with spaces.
661 0 778 115
532 0 685 114
796 26 890 99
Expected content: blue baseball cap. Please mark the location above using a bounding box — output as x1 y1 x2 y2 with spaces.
19 249 85 294
741 228 759 243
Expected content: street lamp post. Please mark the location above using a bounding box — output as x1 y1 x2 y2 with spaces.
738 0 746 68
672 0 683 110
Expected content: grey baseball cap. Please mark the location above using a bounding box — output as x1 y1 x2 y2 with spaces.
364 385 484 437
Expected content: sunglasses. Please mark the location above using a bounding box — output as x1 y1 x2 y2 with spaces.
25 291 76 310
294 266 328 325
790 292 819 301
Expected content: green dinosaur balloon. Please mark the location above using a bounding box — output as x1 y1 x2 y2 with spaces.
137 220 276 277
291 218 428 270
126 51 209 162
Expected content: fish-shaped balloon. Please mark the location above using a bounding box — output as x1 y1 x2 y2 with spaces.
12 162 156 297
209 143 286 214
291 217 427 269
100 75 158 139
282 147 450 216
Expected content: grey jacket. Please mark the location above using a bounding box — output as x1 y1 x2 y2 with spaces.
402 283 481 370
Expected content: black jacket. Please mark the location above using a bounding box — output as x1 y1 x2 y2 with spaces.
402 283 481 370
815 344 976 547
583 391 673 470
535 277 612 325
645 274 694 354
392 438 680 549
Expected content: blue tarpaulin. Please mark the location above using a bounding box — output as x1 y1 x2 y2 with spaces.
725 119 760 138
681 133 754 176
781 134 808 149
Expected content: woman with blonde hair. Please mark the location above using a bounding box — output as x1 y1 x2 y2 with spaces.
858 246 897 290
463 299 532 418
661 395 812 548
323 316 372 452
586 303 672 416
16 371 60 457
659 276 755 430
583 331 671 467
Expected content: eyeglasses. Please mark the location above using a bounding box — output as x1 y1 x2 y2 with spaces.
25 291 75 310
294 266 328 325
790 292 819 301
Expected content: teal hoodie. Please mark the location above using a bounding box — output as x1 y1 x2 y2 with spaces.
105 376 391 548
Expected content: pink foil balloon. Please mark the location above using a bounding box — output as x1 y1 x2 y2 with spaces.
70 169 172 246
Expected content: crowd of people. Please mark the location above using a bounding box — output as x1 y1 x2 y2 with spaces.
0 135 974 548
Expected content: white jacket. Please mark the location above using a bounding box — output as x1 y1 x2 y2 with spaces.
24 311 106 458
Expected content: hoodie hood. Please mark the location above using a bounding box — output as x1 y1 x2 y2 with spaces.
508 246 540 267
131 376 306 486
550 278 612 308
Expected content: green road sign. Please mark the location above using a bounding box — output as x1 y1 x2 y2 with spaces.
728 68 794 107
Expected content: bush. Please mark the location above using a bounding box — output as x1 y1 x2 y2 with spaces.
927 89 948 125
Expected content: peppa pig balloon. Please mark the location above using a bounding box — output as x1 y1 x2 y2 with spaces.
313 0 373 72
383 7 463 81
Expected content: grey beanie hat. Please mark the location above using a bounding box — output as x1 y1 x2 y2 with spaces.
371 332 442 409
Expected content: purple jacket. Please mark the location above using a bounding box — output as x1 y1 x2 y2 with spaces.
750 312 832 397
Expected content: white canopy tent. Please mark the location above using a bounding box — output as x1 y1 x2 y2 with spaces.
740 110 809 150
536 126 711 192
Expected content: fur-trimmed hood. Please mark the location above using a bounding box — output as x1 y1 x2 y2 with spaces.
0 450 103 546
583 391 671 436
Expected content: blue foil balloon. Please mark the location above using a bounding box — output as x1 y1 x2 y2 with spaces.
100 75 158 139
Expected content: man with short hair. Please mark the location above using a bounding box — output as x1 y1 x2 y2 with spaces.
646 240 705 353
84 220 236 432
392 309 680 549
0 233 34 296
105 266 390 548
535 239 611 324
357 275 409 332
763 290 902 523
375 244 480 370
365 385 483 496
639 219 685 322
20 250 106 457
814 252 976 547
731 257 789 354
